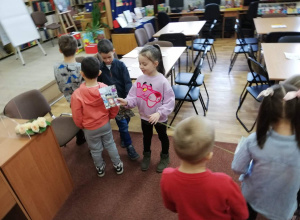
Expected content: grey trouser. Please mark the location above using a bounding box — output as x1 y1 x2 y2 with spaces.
83 122 120 168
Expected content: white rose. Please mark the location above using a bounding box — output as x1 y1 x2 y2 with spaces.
18 124 27 134
24 123 32 130
37 117 47 128
31 121 40 133
15 124 21 134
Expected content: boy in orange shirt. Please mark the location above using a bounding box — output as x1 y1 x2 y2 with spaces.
71 57 123 177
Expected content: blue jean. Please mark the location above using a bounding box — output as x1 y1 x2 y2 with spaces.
115 118 132 147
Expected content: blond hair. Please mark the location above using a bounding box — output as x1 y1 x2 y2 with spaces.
173 116 215 163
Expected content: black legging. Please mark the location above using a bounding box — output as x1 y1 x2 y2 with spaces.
141 119 169 154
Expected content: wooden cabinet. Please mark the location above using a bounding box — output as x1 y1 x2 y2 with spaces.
0 121 73 220
112 33 138 55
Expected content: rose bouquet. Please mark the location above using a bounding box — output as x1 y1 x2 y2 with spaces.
15 117 51 135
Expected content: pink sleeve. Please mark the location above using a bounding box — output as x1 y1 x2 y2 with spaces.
227 179 249 220
126 81 137 108
156 82 175 120
71 93 83 129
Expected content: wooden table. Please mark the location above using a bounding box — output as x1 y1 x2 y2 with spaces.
0 118 73 219
254 17 300 35
261 43 300 81
120 47 186 80
153 21 206 38
153 21 205 68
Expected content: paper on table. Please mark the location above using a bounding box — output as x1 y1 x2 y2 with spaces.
284 52 300 60
122 50 139 58
271 24 287 28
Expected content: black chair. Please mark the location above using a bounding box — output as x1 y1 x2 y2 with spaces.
265 32 300 43
236 57 273 132
201 3 221 39
239 1 259 37
228 24 258 74
278 35 300 43
159 33 188 72
157 12 170 30
204 0 221 5
174 48 209 111
239 45 268 102
170 56 207 126
191 23 216 71
235 19 258 46
3 90 80 147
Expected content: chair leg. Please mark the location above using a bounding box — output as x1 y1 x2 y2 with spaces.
191 101 199 115
170 100 184 126
228 53 238 74
186 49 188 72
236 91 256 132
178 57 181 72
212 44 217 63
205 53 213 71
198 94 206 116
203 82 209 110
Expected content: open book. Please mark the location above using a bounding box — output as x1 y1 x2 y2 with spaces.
99 85 120 109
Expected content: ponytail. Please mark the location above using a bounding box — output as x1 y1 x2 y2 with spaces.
294 97 300 149
152 44 165 75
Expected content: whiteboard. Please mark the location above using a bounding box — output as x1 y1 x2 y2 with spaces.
0 0 40 47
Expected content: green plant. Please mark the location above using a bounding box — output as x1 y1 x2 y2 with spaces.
85 0 108 41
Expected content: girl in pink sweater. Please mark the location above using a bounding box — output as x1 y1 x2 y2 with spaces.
118 45 175 173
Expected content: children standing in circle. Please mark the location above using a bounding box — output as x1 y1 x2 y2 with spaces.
118 45 175 172
232 84 300 220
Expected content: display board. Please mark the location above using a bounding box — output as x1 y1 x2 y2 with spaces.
0 0 40 47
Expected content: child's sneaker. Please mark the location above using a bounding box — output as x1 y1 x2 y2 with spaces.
126 145 140 160
96 162 106 177
113 161 124 175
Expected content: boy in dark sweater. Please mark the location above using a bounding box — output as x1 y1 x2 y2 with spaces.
97 39 139 160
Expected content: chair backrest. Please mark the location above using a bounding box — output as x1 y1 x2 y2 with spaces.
178 16 199 22
247 44 256 60
134 28 149 46
247 57 270 84
144 23 155 41
261 13 287 18
265 32 300 43
246 1 259 20
204 4 220 22
145 40 173 47
157 12 170 30
158 33 186 47
3 89 51 120
278 35 300 43
31 11 47 27
205 0 221 5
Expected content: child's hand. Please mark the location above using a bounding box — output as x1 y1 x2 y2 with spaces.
148 112 160 125
117 98 128 106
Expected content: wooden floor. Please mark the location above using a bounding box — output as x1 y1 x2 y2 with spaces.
46 38 260 144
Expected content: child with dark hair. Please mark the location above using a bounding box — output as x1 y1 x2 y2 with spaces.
118 45 175 172
71 57 123 177
161 116 249 220
54 35 85 145
232 84 300 220
97 39 140 161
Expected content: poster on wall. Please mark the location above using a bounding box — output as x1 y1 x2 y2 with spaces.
116 0 123 7
54 0 70 13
